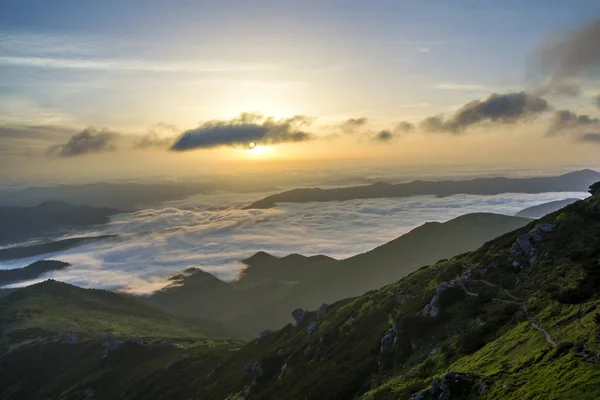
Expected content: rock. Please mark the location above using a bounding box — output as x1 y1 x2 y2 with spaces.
278 363 287 380
538 223 556 233
423 304 431 316
516 234 533 255
102 332 119 358
391 322 398 333
408 394 426 400
182 353 190 359
477 383 486 395
317 303 328 318
510 242 521 257
65 332 78 345
130 338 144 345
380 330 395 353
436 282 449 294
307 322 317 336
83 387 95 398
512 260 521 268
244 363 255 373
529 254 539 267
515 277 522 286
164 358 179 370
260 329 273 338
292 308 305 325
530 229 544 242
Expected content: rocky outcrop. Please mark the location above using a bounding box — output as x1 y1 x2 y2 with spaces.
307 322 317 336
102 332 119 358
260 329 273 338
380 329 395 354
292 308 305 325
589 181 600 196
317 303 328 318
409 371 484 400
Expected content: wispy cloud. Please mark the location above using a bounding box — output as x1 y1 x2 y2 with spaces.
433 82 492 91
0 56 278 73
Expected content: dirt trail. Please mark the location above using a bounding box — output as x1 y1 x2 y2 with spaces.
463 280 557 348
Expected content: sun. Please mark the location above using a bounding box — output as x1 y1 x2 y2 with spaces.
239 142 273 158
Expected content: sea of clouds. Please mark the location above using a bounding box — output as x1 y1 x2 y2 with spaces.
0 191 589 294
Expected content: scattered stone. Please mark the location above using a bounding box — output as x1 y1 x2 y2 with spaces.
102 332 119 358
411 341 418 350
278 363 287 380
512 260 521 268
529 254 539 267
477 383 486 395
515 277 522 287
408 394 426 400
164 358 179 370
244 363 255 373
530 229 544 243
538 223 556 233
516 234 533 255
65 332 78 345
307 322 317 336
317 303 329 318
292 308 305 325
182 353 190 359
130 338 144 345
260 329 273 338
83 387 95 399
380 330 395 354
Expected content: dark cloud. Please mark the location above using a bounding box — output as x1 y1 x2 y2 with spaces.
170 113 313 151
419 92 551 134
47 128 119 157
579 133 600 143
339 117 368 134
547 110 599 136
372 130 396 142
133 123 179 149
394 121 415 133
530 17 600 93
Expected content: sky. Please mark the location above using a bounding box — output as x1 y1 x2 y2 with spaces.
1 0 600 182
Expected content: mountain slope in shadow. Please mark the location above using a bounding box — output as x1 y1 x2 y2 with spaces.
150 213 531 337
515 198 580 218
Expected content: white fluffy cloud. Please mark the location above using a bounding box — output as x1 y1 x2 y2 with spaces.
0 191 589 294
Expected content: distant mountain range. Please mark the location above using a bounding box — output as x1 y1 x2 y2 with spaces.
515 198 580 218
1 186 599 399
149 212 531 337
0 201 119 246
244 169 599 209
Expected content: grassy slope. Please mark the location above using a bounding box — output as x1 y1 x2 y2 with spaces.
3 197 600 399
0 280 227 340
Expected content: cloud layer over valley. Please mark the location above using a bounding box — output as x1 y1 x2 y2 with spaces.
0 191 589 294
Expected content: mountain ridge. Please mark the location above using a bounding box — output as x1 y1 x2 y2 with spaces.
243 169 598 209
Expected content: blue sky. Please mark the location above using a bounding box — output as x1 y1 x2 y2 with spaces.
1 1 600 181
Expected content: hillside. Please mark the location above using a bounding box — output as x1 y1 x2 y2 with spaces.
150 213 530 337
515 198 580 218
243 169 598 209
0 201 119 246
0 279 227 341
2 185 600 399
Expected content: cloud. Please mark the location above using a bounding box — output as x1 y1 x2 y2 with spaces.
47 128 120 157
533 82 581 98
419 91 551 134
170 113 314 151
133 123 179 149
530 17 600 93
433 82 491 91
372 130 395 142
1 191 589 294
547 110 599 136
595 95 600 109
578 133 600 143
394 121 415 133
339 117 368 134
0 55 277 73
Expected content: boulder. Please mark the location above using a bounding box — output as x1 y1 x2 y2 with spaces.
292 308 305 325
244 362 255 373
516 234 533 255
307 322 317 336
260 329 273 338
538 223 556 233
317 303 328 318
380 330 395 354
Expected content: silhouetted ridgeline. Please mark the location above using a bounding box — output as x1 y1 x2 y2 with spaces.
244 169 599 209
0 201 119 246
